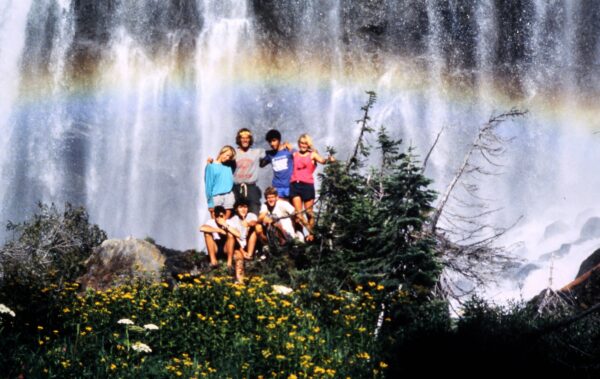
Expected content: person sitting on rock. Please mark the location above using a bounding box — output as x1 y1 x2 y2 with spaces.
199 205 240 271
258 186 298 246
228 200 259 283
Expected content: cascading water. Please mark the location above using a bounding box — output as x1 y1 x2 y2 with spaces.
1 1 599 301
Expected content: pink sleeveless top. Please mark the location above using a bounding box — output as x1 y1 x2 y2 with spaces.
291 151 316 184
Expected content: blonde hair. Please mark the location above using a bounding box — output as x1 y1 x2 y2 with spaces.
218 145 236 161
298 134 316 152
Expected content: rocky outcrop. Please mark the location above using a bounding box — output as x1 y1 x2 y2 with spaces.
542 221 569 240
559 250 600 309
539 243 571 261
576 248 600 278
77 238 166 290
578 217 600 242
77 238 209 291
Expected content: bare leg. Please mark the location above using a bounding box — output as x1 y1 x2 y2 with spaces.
203 233 219 266
234 249 244 282
225 233 235 268
246 230 257 258
292 195 309 231
304 199 315 241
255 224 268 244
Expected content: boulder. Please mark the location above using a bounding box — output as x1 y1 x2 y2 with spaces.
576 248 600 279
513 263 541 282
77 238 212 291
578 217 600 242
78 238 166 290
539 243 571 262
560 263 600 309
542 221 569 240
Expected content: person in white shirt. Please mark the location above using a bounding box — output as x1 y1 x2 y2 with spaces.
258 186 298 245
199 206 240 272
228 200 259 282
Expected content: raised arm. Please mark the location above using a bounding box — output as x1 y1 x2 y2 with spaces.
311 151 335 165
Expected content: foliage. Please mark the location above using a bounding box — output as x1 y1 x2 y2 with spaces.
0 276 389 378
0 202 106 286
0 202 106 365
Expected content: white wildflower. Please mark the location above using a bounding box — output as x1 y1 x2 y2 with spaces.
117 318 134 325
0 304 16 317
272 285 293 295
143 323 159 331
131 341 152 353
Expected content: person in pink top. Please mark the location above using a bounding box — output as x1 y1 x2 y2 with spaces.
289 134 334 241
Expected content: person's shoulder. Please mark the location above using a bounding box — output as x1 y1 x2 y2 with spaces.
227 216 240 226
247 212 258 221
279 200 295 212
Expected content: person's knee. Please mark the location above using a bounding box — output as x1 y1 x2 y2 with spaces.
255 224 263 234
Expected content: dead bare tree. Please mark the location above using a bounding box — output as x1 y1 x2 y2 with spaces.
428 109 528 300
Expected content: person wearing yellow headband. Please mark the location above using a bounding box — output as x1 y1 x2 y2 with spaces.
232 128 266 215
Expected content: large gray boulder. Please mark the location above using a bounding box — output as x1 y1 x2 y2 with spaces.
542 220 569 240
77 238 167 290
578 217 600 242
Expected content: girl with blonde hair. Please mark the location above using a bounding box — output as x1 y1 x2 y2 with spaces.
205 145 236 219
289 134 334 241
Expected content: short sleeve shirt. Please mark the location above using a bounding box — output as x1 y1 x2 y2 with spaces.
227 213 258 248
263 149 294 188
234 148 266 184
260 200 296 236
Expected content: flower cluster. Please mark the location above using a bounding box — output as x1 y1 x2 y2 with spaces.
12 276 388 377
0 303 15 317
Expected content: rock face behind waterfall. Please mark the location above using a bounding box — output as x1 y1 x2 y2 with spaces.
77 238 206 291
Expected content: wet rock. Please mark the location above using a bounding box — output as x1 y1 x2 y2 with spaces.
513 263 541 282
576 248 600 279
561 262 600 310
542 220 569 240
539 243 571 262
578 217 600 242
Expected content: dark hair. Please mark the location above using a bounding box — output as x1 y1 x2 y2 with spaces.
235 128 253 147
265 129 281 142
264 186 278 198
234 199 249 208
213 205 226 217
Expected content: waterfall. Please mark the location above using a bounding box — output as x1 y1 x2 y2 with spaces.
0 0 34 223
1 1 600 300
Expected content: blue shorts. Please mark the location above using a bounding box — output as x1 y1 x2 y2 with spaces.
290 181 315 201
276 186 290 198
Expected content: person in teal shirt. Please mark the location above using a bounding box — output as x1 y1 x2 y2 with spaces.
205 145 236 219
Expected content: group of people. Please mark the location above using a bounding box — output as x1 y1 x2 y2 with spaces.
199 128 334 282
